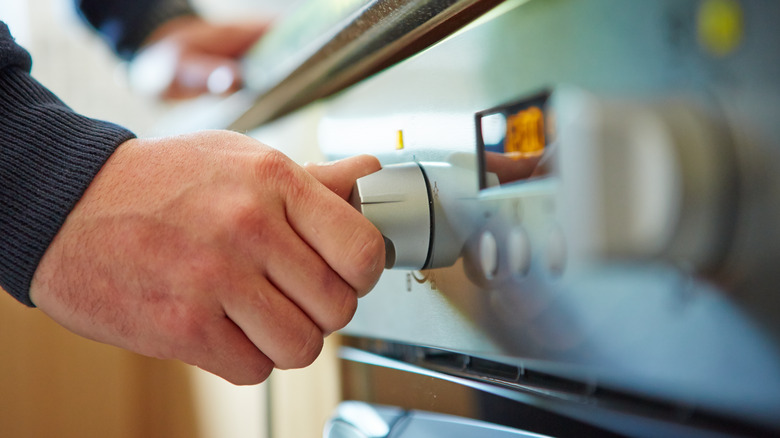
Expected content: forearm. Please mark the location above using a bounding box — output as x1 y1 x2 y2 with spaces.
73 0 197 59
0 24 135 306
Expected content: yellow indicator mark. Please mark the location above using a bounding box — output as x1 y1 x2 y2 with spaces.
697 0 743 57
396 129 405 150
505 106 545 159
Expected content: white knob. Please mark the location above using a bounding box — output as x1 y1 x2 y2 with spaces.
554 90 737 271
479 231 499 279
350 163 432 269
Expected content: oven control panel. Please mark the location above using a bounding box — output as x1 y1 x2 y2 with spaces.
349 87 748 282
339 84 780 436
288 0 780 433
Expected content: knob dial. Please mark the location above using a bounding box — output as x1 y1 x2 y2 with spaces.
350 163 433 269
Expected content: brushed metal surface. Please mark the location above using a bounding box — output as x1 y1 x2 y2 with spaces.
310 0 780 430
232 0 504 130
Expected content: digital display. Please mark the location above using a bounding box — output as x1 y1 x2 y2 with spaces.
475 91 553 189
505 105 546 157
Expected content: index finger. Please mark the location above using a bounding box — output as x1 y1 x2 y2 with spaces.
304 155 381 200
285 166 385 297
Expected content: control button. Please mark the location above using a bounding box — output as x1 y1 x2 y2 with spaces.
554 90 736 271
479 231 499 279
697 0 743 57
508 227 531 276
546 226 566 276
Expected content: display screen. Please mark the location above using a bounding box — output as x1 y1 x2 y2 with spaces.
476 91 553 189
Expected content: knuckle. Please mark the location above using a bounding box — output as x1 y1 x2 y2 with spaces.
344 224 385 291
197 348 275 386
226 199 268 241
218 195 279 257
252 359 275 383
311 267 358 333
232 354 274 385
253 149 312 203
253 149 298 188
170 308 208 344
150 305 208 361
322 287 358 333
279 326 323 370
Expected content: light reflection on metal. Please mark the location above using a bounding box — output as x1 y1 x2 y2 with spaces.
233 0 506 130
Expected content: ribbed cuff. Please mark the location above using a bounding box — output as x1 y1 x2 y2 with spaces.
0 66 136 306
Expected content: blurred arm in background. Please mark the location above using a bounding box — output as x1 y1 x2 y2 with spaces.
75 0 268 99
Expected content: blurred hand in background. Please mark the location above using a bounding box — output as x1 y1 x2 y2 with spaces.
128 16 268 100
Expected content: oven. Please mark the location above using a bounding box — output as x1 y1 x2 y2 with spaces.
232 0 780 436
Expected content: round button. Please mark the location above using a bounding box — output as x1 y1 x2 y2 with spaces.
479 231 499 279
508 227 532 276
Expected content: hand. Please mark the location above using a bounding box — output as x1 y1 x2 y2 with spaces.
29 131 384 384
483 151 544 185
128 17 268 99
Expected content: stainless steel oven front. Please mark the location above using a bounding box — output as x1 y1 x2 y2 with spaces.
239 0 780 436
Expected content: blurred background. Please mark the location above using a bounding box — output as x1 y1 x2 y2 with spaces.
0 1 340 437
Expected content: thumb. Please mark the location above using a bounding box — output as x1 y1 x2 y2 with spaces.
305 155 381 201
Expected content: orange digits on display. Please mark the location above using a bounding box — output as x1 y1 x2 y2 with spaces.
505 106 545 159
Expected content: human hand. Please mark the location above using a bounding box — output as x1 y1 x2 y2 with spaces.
483 151 543 185
29 131 384 384
128 17 268 99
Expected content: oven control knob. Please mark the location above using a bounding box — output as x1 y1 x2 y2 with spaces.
350 160 476 270
350 163 432 269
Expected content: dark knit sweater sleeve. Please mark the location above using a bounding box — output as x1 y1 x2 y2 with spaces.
1 22 136 306
74 0 197 60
